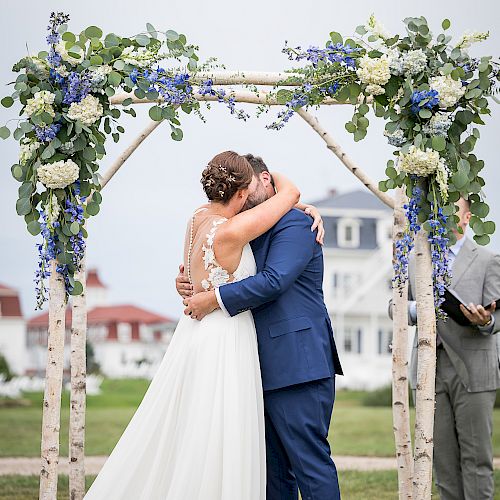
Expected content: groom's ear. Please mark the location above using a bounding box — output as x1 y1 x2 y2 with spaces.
260 171 271 186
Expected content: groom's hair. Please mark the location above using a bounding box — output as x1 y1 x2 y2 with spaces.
243 154 269 175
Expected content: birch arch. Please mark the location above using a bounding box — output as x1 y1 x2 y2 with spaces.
2 13 498 500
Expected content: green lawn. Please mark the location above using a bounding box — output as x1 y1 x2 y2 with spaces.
2 379 499 458
0 470 479 500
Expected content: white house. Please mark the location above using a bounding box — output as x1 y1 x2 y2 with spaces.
314 189 412 390
26 269 178 379
0 283 28 375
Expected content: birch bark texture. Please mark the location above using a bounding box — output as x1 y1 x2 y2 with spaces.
391 187 414 500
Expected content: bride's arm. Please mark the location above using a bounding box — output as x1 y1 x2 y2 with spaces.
219 172 300 248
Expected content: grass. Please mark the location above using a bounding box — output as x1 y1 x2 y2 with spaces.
2 471 500 499
0 379 499 458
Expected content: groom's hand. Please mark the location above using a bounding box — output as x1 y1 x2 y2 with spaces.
183 290 219 321
176 264 193 299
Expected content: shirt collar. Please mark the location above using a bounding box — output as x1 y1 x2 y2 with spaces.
450 236 467 256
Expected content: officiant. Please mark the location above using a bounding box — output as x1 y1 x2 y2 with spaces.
389 196 500 500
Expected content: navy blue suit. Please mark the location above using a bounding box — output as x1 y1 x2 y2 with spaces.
219 208 343 500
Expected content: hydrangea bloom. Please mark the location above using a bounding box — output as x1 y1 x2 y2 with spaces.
429 75 466 108
410 89 439 114
384 128 406 147
402 49 427 75
37 159 79 189
67 94 103 125
19 139 41 165
356 54 391 86
365 83 386 95
399 146 444 176
25 90 56 117
422 113 453 136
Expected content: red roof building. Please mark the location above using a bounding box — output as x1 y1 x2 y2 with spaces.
0 283 23 318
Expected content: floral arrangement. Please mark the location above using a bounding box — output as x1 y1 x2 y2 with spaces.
0 12 247 309
268 16 499 313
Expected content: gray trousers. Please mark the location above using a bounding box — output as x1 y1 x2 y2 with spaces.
433 346 496 500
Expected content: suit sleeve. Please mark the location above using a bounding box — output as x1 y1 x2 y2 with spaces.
218 215 316 317
480 253 500 335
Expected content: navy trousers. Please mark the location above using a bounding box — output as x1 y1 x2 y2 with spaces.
264 376 340 500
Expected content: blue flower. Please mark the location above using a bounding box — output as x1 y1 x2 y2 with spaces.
410 89 439 115
35 123 61 142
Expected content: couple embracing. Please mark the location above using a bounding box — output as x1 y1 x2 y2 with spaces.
84 151 343 500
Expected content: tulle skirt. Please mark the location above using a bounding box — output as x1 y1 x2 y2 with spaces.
84 309 266 500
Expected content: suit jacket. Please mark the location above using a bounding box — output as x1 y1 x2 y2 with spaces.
407 237 500 392
218 208 343 392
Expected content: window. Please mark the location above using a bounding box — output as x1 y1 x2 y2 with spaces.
117 322 132 342
337 218 361 248
344 327 353 353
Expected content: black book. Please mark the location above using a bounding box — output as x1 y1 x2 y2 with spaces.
440 287 499 326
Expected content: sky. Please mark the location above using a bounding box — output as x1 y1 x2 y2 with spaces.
0 0 498 320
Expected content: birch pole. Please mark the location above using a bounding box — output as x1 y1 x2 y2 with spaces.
296 108 394 209
412 226 437 500
391 187 413 499
39 260 67 500
69 253 87 500
62 119 165 498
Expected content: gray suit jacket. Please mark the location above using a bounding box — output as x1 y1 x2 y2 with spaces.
405 238 500 392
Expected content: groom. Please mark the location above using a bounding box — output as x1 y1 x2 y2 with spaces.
177 154 343 500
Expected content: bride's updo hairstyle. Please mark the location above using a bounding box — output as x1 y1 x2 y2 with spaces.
201 151 254 204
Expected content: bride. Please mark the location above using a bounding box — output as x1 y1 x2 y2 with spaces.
84 150 300 499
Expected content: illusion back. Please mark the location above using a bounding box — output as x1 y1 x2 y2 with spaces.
184 207 256 294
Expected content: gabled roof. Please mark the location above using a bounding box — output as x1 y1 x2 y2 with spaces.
0 283 22 318
311 189 392 211
28 304 174 327
86 269 107 288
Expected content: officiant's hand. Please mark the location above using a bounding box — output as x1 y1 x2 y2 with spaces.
176 264 193 299
183 290 219 321
460 301 496 327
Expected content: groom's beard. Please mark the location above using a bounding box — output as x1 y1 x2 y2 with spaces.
241 190 269 211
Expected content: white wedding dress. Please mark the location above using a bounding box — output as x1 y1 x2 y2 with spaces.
84 209 266 499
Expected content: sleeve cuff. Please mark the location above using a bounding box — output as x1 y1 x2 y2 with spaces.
477 315 496 335
215 288 230 317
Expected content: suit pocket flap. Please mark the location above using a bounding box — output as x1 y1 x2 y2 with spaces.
269 316 312 338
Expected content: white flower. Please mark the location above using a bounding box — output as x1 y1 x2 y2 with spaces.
24 91 56 118
121 46 158 68
455 31 489 50
55 66 70 78
67 95 103 125
37 159 79 189
402 49 427 76
429 75 466 109
207 267 230 288
365 84 385 95
364 14 390 40
45 194 61 225
357 54 391 86
399 146 442 177
384 129 406 147
19 138 41 165
436 160 450 202
201 279 210 291
387 48 404 76
89 65 113 88
422 113 453 137
55 41 84 66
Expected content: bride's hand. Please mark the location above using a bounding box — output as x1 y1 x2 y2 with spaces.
302 204 325 245
176 264 193 299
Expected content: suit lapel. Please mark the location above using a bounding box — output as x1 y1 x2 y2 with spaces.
451 238 477 288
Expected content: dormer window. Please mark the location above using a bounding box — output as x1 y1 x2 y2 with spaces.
337 218 360 248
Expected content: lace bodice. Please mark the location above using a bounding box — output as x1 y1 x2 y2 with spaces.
184 208 256 293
